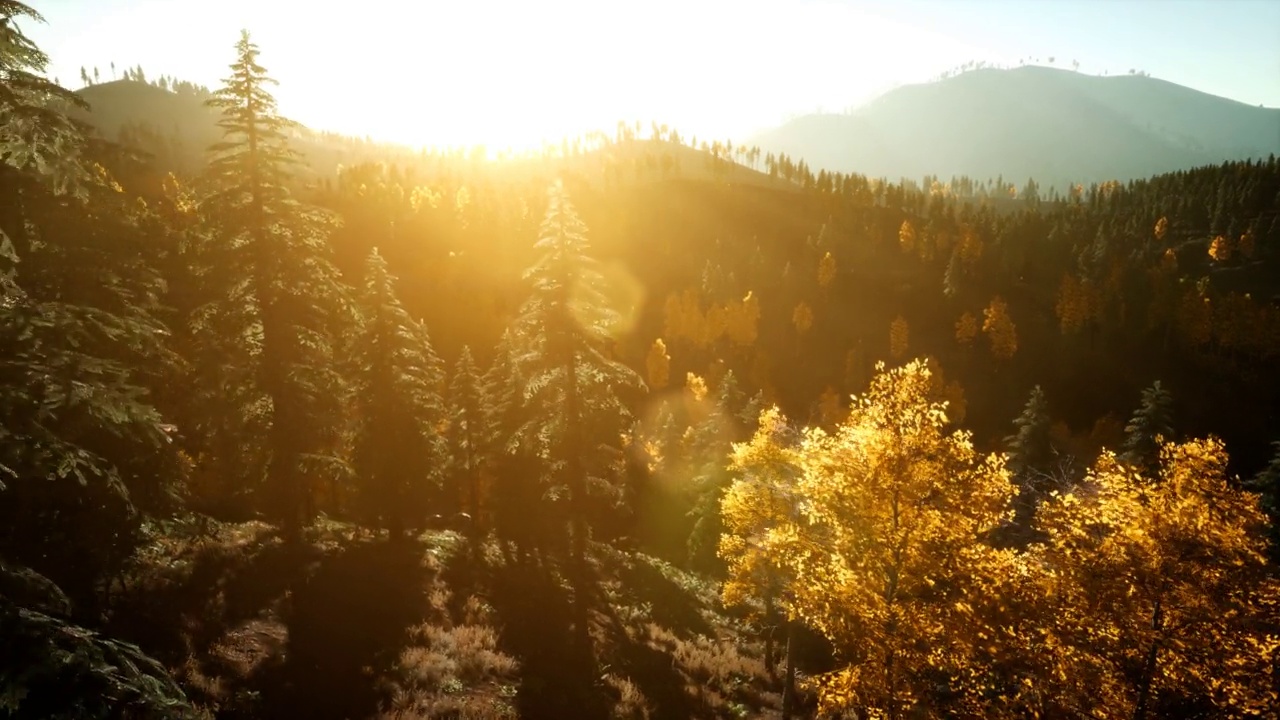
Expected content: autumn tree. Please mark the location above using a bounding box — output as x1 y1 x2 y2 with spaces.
817 251 836 292
720 405 804 713
775 361 1017 717
197 30 348 538
982 296 1018 360
954 311 978 348
889 314 909 359
792 301 813 336
513 180 644 648
645 337 670 390
1033 439 1280 718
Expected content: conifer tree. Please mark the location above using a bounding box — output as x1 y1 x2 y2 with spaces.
448 345 485 539
512 180 644 646
196 30 347 538
1244 440 1280 560
350 249 444 540
686 370 748 573
1006 385 1054 479
1120 381 1174 474
0 1 170 603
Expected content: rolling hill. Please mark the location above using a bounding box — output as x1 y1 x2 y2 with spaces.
751 66 1280 190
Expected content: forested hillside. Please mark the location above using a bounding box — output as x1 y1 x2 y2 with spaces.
753 65 1280 190
3 4 1279 719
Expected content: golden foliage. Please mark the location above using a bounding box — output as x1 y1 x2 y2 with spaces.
685 372 708 403
958 227 983 265
720 406 799 613
646 338 670 390
898 220 916 254
1176 280 1213 347
792 301 814 335
1153 216 1168 242
1055 273 1096 335
818 251 837 290
954 311 978 347
776 361 1016 716
889 315 909 359
1033 439 1280 717
982 296 1018 360
1208 234 1233 262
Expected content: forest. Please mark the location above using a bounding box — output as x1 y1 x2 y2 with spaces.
2 3 1280 719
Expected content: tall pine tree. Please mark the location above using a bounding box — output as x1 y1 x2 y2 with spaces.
196 30 347 537
512 180 645 646
1120 381 1175 474
447 345 484 540
350 248 444 540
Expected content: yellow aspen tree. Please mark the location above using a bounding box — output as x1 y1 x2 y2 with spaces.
889 314 909 359
646 338 670 390
818 251 837 291
776 361 1017 717
1153 216 1168 242
983 296 1018 360
898 219 916 254
955 311 978 347
1034 439 1280 718
705 303 729 344
1208 234 1233 262
1056 273 1089 335
720 406 804 688
685 372 709 403
959 227 983 265
793 301 814 336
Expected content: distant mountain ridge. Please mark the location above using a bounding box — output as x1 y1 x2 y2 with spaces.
751 66 1280 189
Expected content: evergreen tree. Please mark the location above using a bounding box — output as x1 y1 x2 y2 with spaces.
1120 381 1175 474
513 180 645 647
482 330 542 558
1006 385 1053 479
196 30 347 538
1245 440 1280 560
447 345 484 540
0 2 169 606
349 249 444 540
687 370 748 573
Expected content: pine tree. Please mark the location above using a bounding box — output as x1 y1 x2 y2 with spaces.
1245 440 1280 561
512 180 645 646
0 2 170 604
1120 381 1174 473
448 345 484 540
686 370 748 573
1006 385 1053 479
350 249 444 540
196 30 348 538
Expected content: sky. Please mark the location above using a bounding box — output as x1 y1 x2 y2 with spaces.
21 0 1280 151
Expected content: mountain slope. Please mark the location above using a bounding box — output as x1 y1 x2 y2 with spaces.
752 66 1280 188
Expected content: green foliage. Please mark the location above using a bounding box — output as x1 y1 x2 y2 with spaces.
349 248 445 538
1120 380 1175 473
193 30 349 535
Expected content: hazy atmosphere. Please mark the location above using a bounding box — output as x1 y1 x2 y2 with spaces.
4 0 1280 718
29 0 1280 149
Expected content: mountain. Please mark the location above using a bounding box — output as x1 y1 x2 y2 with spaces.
751 66 1280 189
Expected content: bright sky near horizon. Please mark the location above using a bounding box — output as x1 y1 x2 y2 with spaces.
21 0 1280 151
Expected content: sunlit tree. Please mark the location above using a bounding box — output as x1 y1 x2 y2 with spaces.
954 311 978 347
646 337 670 390
792 301 813 336
197 30 348 537
817 251 837 291
982 296 1018 360
512 180 644 647
898 219 916 254
448 345 485 540
889 315 910 359
1119 381 1174 474
1033 439 1280 718
776 361 1017 717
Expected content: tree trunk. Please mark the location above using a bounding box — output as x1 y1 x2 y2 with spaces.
781 619 798 720
1133 600 1163 720
763 593 777 676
